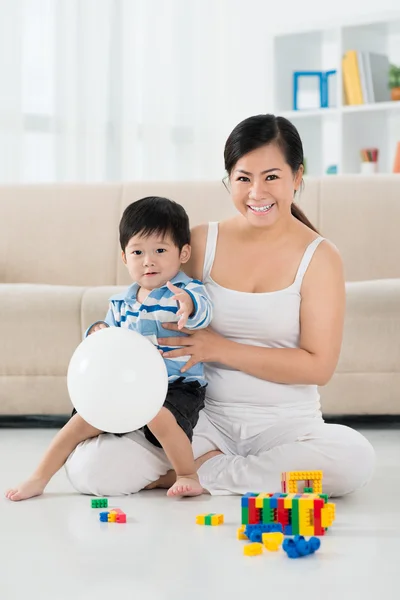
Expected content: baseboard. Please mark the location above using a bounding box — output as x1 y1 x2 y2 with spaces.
0 414 399 429
0 415 70 428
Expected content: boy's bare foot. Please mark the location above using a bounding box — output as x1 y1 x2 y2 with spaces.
5 477 47 501
144 450 223 491
167 474 204 497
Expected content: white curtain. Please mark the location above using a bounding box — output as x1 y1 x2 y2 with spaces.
0 0 271 183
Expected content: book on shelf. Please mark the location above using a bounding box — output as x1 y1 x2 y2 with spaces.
342 50 390 105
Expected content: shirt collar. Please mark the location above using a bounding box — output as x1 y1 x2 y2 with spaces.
123 270 191 302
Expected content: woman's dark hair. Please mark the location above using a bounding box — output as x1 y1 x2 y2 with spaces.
224 114 318 233
119 196 190 252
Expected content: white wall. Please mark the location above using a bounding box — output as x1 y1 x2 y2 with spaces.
1 0 399 182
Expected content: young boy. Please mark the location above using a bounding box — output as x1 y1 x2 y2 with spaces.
6 196 212 501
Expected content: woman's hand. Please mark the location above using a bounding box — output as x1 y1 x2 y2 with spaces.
158 325 227 373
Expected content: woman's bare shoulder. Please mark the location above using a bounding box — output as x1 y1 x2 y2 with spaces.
304 236 344 289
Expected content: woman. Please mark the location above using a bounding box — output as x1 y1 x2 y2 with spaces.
65 114 375 497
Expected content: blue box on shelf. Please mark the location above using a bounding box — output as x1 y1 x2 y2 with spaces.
293 69 337 110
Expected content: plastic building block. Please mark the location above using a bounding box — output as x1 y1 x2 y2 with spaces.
237 525 248 540
243 543 263 556
281 471 323 495
196 514 206 525
282 535 321 559
240 482 334 537
91 498 108 508
116 513 127 523
196 513 224 526
245 523 283 543
99 508 126 523
262 532 284 551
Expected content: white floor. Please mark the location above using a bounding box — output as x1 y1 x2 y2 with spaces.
0 427 398 600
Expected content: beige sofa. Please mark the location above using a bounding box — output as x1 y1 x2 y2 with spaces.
1 176 399 417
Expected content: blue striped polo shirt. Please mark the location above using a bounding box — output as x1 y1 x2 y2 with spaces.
87 271 212 386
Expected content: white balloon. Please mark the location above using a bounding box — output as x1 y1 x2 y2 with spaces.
67 327 168 433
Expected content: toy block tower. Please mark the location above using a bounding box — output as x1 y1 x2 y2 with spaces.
281 471 323 494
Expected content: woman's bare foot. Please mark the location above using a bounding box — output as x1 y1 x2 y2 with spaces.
167 474 204 498
5 477 47 501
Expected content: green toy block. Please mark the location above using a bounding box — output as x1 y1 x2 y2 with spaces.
204 514 215 526
91 498 108 508
304 487 313 493
291 498 300 535
242 507 249 525
262 498 274 524
319 493 328 504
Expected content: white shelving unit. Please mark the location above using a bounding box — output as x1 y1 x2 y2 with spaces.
272 13 400 176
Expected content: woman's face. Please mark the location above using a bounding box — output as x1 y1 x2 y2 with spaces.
229 143 303 229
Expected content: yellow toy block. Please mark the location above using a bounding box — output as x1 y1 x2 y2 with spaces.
321 503 336 528
282 470 323 494
237 525 248 540
299 499 314 536
107 512 117 523
210 514 224 526
262 532 284 551
284 496 293 509
244 543 263 556
255 493 269 508
196 514 206 525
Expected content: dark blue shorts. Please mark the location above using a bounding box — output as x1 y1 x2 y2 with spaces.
71 377 205 448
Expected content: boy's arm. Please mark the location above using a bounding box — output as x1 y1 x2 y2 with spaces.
181 280 213 330
85 301 121 337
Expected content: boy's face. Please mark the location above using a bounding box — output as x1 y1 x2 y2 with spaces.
122 232 190 291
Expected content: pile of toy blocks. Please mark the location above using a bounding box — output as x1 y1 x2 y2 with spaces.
241 471 335 537
99 508 127 523
91 498 127 523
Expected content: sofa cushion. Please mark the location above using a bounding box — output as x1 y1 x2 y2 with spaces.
0 184 121 286
0 284 84 375
319 176 400 282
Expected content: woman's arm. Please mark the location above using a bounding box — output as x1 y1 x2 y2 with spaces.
161 241 345 386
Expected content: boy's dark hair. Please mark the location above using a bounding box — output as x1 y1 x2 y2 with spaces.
119 196 191 252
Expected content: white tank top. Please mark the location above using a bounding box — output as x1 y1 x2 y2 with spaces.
202 221 325 426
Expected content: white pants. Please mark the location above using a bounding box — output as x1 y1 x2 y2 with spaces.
65 410 375 497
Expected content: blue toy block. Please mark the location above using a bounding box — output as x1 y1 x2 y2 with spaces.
284 525 293 535
241 492 257 508
245 523 283 542
269 494 281 509
99 511 109 522
283 535 321 559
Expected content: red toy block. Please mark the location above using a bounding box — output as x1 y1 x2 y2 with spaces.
116 513 127 523
313 499 324 536
277 498 289 527
248 497 259 524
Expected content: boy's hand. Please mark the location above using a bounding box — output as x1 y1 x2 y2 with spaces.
88 323 108 336
166 281 194 330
